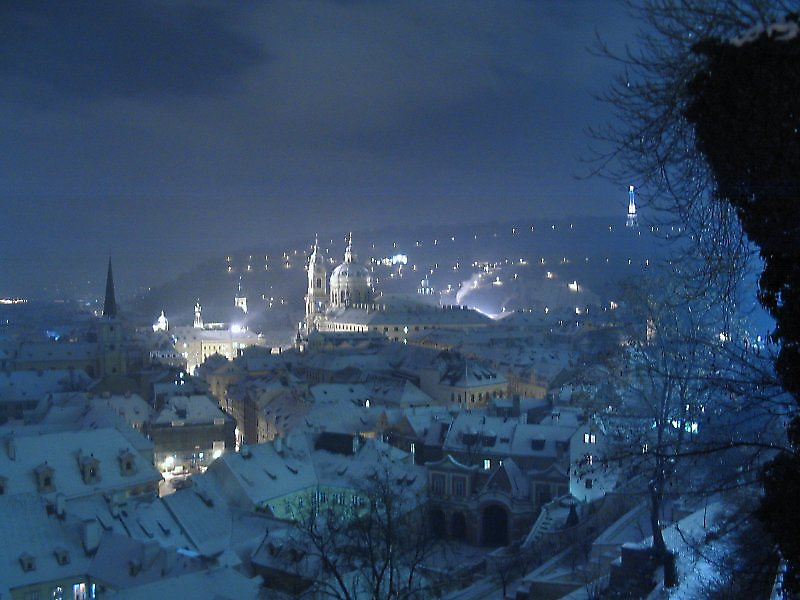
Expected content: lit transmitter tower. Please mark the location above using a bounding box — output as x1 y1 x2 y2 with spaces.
626 185 639 228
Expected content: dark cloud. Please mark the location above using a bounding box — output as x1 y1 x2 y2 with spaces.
0 0 638 298
0 0 265 104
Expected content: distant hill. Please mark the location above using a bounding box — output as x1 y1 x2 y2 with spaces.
129 217 672 347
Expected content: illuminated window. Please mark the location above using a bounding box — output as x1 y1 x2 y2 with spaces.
483 459 491 470
583 432 597 444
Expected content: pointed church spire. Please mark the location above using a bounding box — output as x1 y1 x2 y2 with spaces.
103 258 117 318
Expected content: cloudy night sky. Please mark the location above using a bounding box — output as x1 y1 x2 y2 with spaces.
1 1 637 298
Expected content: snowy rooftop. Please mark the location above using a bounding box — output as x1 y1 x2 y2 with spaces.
0 493 92 598
15 341 97 363
205 434 420 514
90 393 151 425
444 412 577 459
153 394 231 426
0 427 161 500
325 304 490 327
102 566 262 599
0 369 93 402
206 434 318 509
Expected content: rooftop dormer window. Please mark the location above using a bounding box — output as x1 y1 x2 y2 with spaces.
54 547 70 565
80 455 101 485
19 552 35 572
35 463 55 493
118 450 137 476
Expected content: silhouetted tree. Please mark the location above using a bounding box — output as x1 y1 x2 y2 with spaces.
599 273 781 581
685 16 800 590
590 0 800 590
283 460 437 599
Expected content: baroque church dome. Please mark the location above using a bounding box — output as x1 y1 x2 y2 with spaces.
329 235 371 307
330 261 370 285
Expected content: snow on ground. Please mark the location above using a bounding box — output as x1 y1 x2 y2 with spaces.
645 501 735 599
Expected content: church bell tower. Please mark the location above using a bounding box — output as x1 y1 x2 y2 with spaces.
304 236 327 333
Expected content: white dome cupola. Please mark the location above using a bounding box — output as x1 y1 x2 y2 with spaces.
329 233 371 308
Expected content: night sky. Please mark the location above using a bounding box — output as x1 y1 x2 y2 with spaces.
1 1 637 298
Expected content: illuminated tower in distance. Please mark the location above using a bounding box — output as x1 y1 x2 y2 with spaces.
305 236 328 334
235 276 248 314
194 300 204 329
626 185 639 228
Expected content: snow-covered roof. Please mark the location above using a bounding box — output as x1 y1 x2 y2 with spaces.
101 566 262 599
0 493 92 598
161 480 233 557
324 304 490 327
90 393 151 425
484 457 529 498
87 532 204 590
0 369 93 402
443 412 577 460
171 325 264 343
205 435 421 514
206 435 318 510
0 427 161 500
15 341 97 363
153 394 230 426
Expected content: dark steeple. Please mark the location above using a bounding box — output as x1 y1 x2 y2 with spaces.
103 258 117 318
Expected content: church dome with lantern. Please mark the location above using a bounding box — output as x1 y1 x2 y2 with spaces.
329 234 372 307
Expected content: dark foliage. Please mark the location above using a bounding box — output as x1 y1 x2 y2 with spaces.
685 15 800 591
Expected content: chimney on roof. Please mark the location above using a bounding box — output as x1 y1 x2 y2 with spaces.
141 540 160 569
55 493 66 519
19 552 36 572
128 559 142 577
82 520 102 555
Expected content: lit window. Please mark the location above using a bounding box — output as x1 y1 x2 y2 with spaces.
583 432 597 444
483 459 491 470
